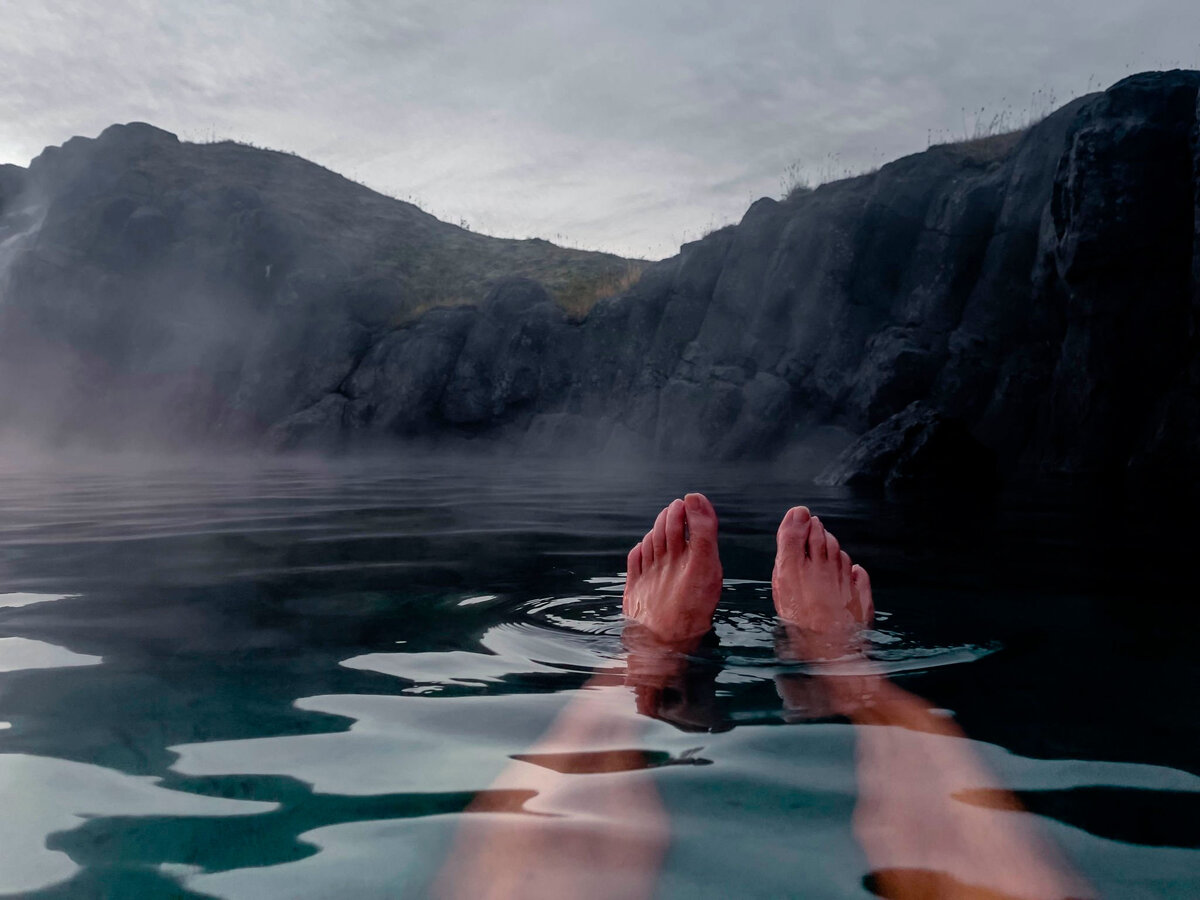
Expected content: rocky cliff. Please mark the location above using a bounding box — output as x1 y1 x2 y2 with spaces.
2 70 1198 488
0 124 635 448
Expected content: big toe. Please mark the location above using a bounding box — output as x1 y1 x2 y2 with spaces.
683 493 718 552
665 498 687 556
808 516 828 560
625 543 643 583
777 506 812 558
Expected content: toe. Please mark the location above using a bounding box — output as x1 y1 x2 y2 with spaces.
683 492 718 552
777 505 811 555
839 549 851 576
665 498 687 556
808 516 827 559
826 531 841 567
850 564 875 624
623 545 642 615
627 543 643 579
651 507 668 560
642 529 655 566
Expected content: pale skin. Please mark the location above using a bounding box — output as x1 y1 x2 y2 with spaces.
430 671 670 900
434 495 721 900
771 505 1092 900
438 495 1092 900
621 493 723 646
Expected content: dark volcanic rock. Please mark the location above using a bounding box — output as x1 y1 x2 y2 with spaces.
342 306 476 438
439 279 574 426
816 402 997 491
3 71 1200 491
0 123 633 448
1033 71 1200 479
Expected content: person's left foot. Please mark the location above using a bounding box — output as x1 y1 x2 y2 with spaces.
772 505 872 659
622 493 722 645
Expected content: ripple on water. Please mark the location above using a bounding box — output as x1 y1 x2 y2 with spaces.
1 463 1194 899
339 578 1001 704
342 616 623 695
513 579 998 684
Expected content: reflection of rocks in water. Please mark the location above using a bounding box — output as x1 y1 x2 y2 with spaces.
863 868 1027 900
0 462 1198 896
959 787 1200 850
44 772 523 898
0 754 273 895
511 748 713 774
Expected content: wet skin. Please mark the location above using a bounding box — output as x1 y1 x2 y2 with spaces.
622 493 723 646
772 505 1092 900
440 497 1092 900
436 494 724 899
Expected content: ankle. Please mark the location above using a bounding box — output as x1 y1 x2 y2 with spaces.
777 621 862 661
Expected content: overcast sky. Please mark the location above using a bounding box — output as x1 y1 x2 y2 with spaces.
2 1 1197 258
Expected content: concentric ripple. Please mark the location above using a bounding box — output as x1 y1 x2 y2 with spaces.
504 576 999 686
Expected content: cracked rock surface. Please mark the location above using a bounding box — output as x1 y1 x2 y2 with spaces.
2 71 1199 489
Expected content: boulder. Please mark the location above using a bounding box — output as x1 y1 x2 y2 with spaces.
816 402 996 490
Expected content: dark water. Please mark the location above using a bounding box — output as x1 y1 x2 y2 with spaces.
0 455 1197 898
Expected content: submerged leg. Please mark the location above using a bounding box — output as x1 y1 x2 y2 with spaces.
772 508 1092 900
436 494 723 900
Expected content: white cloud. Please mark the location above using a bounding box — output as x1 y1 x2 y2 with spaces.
1 0 1197 258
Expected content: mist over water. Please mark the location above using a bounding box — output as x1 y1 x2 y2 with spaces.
1 14 1196 896
0 454 1197 897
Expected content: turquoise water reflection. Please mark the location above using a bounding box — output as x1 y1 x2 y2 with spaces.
0 457 1196 897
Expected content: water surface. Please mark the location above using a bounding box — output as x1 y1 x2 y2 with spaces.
0 456 1196 898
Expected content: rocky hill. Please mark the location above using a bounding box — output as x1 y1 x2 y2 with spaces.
1 70 1198 489
0 124 636 446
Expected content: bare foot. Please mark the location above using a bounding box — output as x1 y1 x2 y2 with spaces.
770 510 1092 899
622 493 722 645
772 506 872 659
437 499 725 900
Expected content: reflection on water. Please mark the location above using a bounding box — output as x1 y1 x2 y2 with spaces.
0 593 76 609
0 753 274 895
0 637 101 674
0 456 1197 897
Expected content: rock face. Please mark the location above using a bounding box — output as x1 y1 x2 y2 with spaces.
815 402 996 491
0 123 632 448
2 71 1199 489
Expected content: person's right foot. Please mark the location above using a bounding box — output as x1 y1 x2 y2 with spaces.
622 493 722 645
772 506 873 657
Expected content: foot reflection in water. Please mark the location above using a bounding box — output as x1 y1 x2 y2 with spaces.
437 495 1094 900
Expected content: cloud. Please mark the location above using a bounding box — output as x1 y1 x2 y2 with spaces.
2 0 1197 257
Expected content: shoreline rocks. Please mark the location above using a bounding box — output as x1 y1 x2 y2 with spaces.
2 71 1199 490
